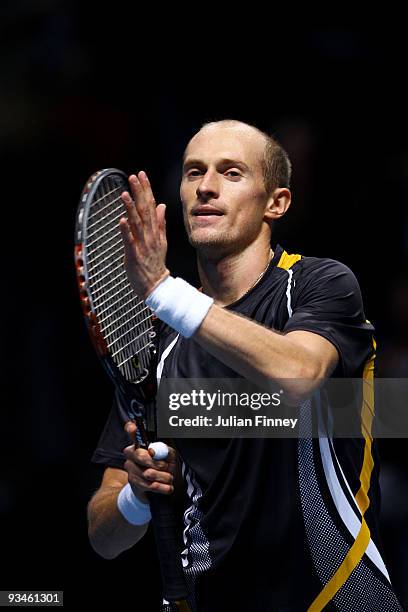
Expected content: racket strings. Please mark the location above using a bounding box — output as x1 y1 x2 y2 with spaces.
87 185 122 214
87 225 124 254
110 320 155 357
102 301 148 335
87 187 122 220
87 244 125 273
88 206 122 246
106 310 152 345
86 208 126 240
97 288 135 319
92 270 129 302
85 175 154 381
87 200 124 232
87 259 122 283
86 251 124 282
88 236 124 263
91 269 128 297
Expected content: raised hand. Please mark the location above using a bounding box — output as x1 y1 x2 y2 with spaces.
119 171 170 299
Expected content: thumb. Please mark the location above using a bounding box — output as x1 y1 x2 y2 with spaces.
124 420 137 443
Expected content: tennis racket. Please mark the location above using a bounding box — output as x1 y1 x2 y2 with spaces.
74 168 189 611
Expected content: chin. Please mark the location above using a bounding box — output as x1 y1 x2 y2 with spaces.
188 229 244 260
189 227 228 247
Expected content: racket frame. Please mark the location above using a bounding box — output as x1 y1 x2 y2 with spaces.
75 169 190 606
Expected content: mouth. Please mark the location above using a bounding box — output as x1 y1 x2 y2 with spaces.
192 206 224 217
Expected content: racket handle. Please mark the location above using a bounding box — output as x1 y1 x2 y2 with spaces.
148 492 189 603
129 420 189 604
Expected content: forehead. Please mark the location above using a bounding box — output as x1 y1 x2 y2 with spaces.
184 125 266 169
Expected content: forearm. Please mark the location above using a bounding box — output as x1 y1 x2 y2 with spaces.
145 277 338 399
195 305 326 399
87 485 148 559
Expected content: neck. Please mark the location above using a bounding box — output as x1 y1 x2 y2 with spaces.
197 238 274 306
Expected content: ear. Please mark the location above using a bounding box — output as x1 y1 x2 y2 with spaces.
264 188 291 222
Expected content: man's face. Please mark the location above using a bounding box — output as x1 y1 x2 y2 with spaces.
180 125 270 258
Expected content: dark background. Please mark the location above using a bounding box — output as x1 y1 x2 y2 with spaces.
1 7 408 609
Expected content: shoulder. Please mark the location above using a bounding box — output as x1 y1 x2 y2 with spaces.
275 249 368 329
282 252 363 300
279 251 374 376
276 247 358 280
292 254 358 281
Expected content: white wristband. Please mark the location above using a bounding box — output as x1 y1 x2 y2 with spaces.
117 483 152 526
145 276 214 338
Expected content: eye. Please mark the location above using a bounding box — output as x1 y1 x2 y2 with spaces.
186 169 203 178
225 170 241 177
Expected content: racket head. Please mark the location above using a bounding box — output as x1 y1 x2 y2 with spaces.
74 168 157 386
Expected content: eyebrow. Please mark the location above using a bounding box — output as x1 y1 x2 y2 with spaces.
182 158 251 173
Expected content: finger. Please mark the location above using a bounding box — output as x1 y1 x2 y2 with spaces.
119 216 134 247
123 446 171 471
129 473 173 495
124 461 169 488
120 190 136 217
129 173 154 233
128 174 143 206
125 459 173 485
143 468 174 486
138 171 159 237
120 193 145 245
124 459 147 480
126 465 174 495
137 473 174 495
119 217 137 262
119 218 142 271
156 204 168 250
123 445 146 460
144 482 174 495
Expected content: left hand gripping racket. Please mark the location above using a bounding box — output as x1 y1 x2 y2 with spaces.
74 168 189 610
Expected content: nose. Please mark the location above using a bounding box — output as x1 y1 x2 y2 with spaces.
196 169 219 201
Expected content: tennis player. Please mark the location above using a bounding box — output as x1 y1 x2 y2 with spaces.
87 120 402 611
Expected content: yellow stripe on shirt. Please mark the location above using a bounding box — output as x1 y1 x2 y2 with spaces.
308 337 377 611
277 250 302 270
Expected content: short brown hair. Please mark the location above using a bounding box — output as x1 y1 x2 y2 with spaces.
198 119 292 194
